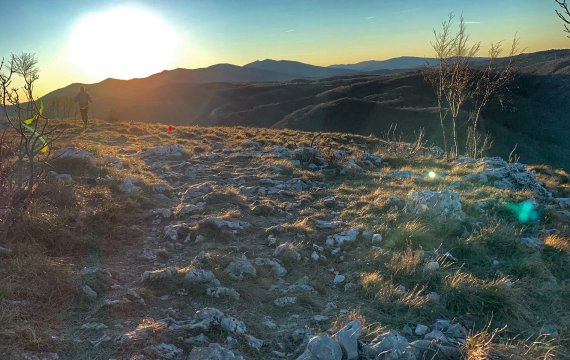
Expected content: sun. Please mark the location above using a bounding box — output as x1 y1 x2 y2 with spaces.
68 6 178 80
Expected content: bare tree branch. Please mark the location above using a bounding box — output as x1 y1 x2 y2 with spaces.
555 0 570 37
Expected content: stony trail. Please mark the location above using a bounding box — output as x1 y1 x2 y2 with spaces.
11 121 570 360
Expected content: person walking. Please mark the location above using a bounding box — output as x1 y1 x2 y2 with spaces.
74 86 92 128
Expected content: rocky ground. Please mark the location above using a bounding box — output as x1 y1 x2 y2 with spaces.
1 119 569 359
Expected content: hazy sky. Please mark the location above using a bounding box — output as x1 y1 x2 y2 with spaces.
1 0 567 96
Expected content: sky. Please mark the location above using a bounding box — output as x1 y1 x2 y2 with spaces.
0 0 568 96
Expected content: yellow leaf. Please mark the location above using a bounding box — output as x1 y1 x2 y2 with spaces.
39 101 44 116
41 145 48 153
24 117 34 125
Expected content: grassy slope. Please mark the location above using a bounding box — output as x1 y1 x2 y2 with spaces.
1 118 569 359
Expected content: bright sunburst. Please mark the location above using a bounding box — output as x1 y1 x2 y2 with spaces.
68 6 178 80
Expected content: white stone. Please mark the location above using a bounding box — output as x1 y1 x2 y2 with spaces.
255 258 287 277
142 144 185 158
119 177 141 193
333 274 346 284
414 324 429 336
225 257 256 280
423 261 440 271
372 233 383 244
297 336 342 360
333 320 361 360
80 322 108 330
274 296 297 307
407 190 464 220
311 251 320 261
207 287 240 300
325 228 359 247
188 343 245 360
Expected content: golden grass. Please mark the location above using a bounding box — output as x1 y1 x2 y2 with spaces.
544 234 570 252
282 217 315 233
385 247 423 277
462 322 502 360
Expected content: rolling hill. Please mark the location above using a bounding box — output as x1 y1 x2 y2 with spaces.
2 49 569 169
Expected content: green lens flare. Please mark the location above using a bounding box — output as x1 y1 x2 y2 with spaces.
507 200 539 223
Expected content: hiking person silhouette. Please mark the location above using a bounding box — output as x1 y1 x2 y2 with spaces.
74 86 92 128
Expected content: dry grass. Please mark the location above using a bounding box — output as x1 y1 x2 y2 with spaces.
282 217 315 234
0 242 76 353
442 270 524 323
385 247 423 277
462 322 503 360
544 234 570 252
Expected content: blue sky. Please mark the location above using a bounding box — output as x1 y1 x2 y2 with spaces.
0 0 567 95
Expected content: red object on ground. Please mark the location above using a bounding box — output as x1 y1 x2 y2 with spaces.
168 125 173 133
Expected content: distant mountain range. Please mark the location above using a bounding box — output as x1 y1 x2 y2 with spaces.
2 49 569 169
329 56 441 71
244 59 354 78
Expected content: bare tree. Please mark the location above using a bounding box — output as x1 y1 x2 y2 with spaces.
0 53 60 228
555 0 570 36
426 14 520 160
426 14 480 159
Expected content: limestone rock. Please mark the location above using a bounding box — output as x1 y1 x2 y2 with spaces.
445 323 467 339
207 287 240 300
297 335 343 360
47 171 74 185
225 256 257 280
272 146 292 158
188 343 245 360
407 190 463 220
316 220 343 229
366 331 409 358
372 233 383 245
22 353 60 360
194 307 247 335
389 170 421 179
142 144 185 158
274 296 298 307
182 182 213 200
325 228 360 247
291 147 326 166
145 343 184 360
333 320 361 360
55 147 95 162
415 324 429 336
142 266 177 282
255 258 287 277
118 177 141 193
333 274 346 284
199 217 250 231
362 152 382 166
424 330 451 344
244 334 264 350
273 242 301 262
184 269 221 287
82 285 97 300
423 261 440 271
80 322 108 330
